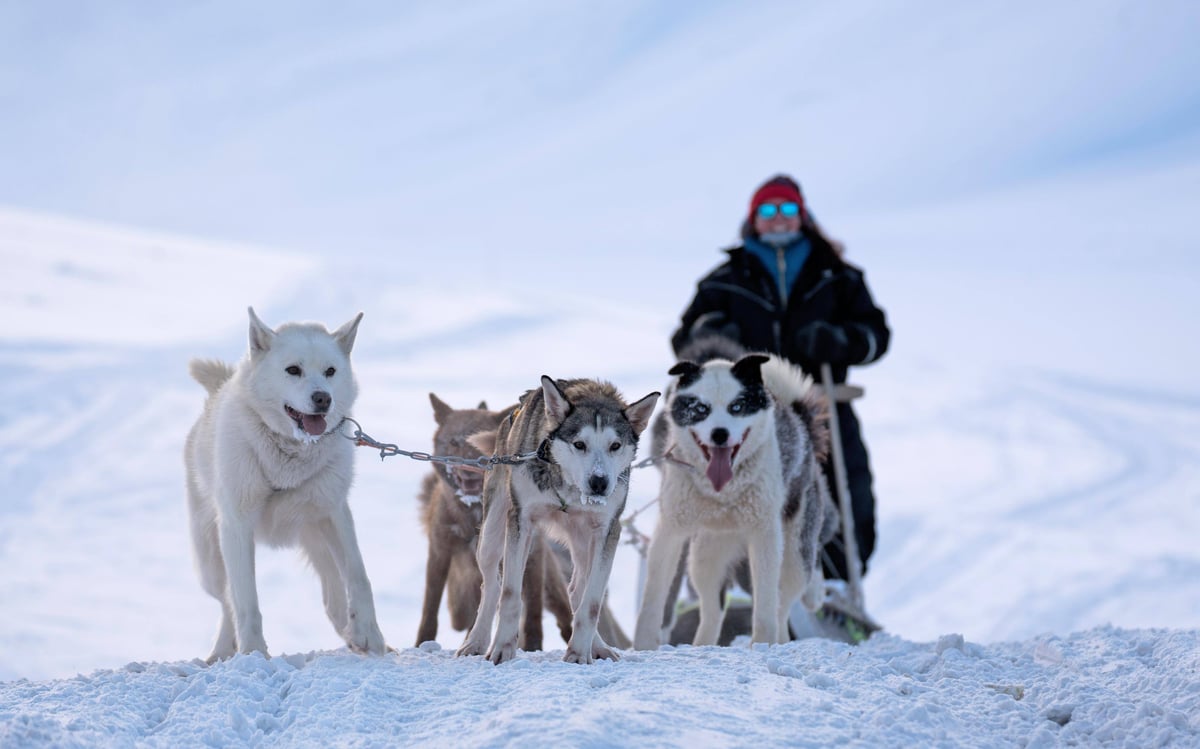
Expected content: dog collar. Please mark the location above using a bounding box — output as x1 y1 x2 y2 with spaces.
529 434 570 511
536 437 554 463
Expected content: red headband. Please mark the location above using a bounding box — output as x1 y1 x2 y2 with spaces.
748 181 804 221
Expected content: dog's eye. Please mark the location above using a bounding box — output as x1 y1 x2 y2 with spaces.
609 441 621 452
729 401 743 414
325 367 336 377
285 365 301 376
572 440 586 451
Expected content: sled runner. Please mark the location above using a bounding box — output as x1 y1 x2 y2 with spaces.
812 362 882 642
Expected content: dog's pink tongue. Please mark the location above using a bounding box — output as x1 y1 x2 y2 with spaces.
301 414 327 436
706 446 734 492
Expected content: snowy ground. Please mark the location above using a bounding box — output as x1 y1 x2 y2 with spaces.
3 1 1200 745
3 629 1197 748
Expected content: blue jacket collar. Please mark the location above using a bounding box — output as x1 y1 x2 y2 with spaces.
742 234 812 304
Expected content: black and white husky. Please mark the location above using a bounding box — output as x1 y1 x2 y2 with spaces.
457 377 658 664
634 340 837 648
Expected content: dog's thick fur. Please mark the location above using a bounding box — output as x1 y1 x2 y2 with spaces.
184 308 386 661
633 339 836 649
456 377 658 664
416 394 574 650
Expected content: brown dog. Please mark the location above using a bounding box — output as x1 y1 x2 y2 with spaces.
416 394 574 649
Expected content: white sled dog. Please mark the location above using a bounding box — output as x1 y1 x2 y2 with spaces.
184 307 386 661
634 341 837 649
457 377 658 664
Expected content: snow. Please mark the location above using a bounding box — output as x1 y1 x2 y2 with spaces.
3 630 1197 748
3 1 1200 746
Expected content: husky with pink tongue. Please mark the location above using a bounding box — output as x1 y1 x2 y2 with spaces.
183 307 388 662
634 339 838 649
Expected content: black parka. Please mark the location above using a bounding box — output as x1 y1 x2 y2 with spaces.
671 226 889 382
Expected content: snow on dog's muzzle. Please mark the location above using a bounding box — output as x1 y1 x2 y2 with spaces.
580 463 610 504
587 473 609 497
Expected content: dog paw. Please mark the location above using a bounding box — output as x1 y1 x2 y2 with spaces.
235 633 270 657
456 637 487 658
205 640 238 664
351 631 387 656
347 619 387 655
594 642 620 662
801 579 824 611
564 641 620 664
487 639 517 665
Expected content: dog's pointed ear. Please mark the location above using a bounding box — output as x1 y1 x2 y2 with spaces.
540 376 572 422
668 361 702 388
624 391 661 437
429 393 452 424
332 312 364 357
248 307 275 357
667 361 699 377
477 400 488 410
731 354 770 387
467 429 498 456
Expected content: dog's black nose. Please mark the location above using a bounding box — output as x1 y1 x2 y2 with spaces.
311 391 332 412
588 475 608 496
711 427 729 446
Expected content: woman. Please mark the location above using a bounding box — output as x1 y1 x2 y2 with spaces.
671 174 890 583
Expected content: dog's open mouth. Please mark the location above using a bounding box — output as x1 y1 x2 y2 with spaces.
452 467 484 498
285 404 328 437
693 430 747 493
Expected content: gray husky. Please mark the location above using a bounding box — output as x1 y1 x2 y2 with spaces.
633 340 837 648
184 308 386 661
456 377 658 664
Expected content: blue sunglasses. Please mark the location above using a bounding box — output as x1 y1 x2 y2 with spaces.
756 201 800 219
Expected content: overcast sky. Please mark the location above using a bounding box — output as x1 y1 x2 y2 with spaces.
3 1 1198 273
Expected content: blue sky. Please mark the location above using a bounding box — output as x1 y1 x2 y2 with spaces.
2 0 1199 270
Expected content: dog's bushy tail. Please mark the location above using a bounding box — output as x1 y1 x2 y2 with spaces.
761 356 832 463
189 358 236 397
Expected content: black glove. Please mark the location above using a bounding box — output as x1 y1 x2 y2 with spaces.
793 321 854 363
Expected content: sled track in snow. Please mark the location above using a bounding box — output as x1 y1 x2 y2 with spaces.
870 368 1200 641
